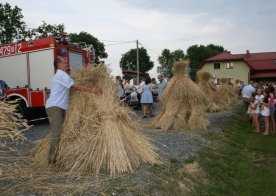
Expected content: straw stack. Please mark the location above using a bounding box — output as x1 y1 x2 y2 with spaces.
152 61 209 131
0 100 28 145
196 71 226 112
32 65 159 177
217 78 234 106
0 99 29 176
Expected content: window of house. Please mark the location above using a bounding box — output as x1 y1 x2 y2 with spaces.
214 63 220 69
274 60 276 64
226 62 234 69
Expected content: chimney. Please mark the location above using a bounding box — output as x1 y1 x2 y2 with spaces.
246 50 250 57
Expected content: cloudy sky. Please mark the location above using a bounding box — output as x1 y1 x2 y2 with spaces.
6 0 276 78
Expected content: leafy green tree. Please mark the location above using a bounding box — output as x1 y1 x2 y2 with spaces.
69 31 107 64
0 3 27 44
186 44 226 80
157 49 185 78
30 21 66 38
120 47 154 80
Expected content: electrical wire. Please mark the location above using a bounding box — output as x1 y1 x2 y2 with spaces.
100 39 135 43
104 41 136 46
138 42 160 55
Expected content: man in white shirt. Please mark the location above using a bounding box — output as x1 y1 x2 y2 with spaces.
157 74 167 100
46 58 100 164
241 81 255 106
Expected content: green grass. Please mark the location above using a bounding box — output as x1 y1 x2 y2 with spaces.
193 106 276 195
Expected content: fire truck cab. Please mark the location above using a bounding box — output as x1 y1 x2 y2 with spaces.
0 37 94 119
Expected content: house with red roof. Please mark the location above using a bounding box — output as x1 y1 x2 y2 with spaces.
200 50 276 84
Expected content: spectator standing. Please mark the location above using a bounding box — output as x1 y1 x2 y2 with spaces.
124 79 131 97
268 86 275 134
136 79 145 110
140 76 154 118
115 76 125 100
241 81 255 107
157 74 167 100
253 89 264 132
261 89 271 136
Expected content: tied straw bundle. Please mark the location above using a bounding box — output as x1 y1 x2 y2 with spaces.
32 64 160 177
217 77 237 106
152 60 209 131
0 100 29 177
0 100 28 146
196 71 227 112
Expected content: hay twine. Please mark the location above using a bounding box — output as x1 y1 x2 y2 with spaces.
32 64 160 177
152 61 209 131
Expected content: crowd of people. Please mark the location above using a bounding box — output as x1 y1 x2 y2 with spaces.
115 74 167 118
242 81 276 135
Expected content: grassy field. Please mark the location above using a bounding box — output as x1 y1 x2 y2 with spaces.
192 106 276 195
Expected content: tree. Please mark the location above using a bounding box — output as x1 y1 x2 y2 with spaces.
186 44 226 80
30 21 66 38
0 3 27 44
69 31 108 64
120 47 154 80
157 49 185 78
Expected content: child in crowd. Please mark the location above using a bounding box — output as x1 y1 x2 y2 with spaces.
247 93 255 126
261 89 271 135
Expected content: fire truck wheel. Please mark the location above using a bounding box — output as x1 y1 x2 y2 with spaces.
17 99 30 120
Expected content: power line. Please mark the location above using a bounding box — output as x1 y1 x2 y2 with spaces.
104 41 136 46
138 42 160 55
100 39 135 43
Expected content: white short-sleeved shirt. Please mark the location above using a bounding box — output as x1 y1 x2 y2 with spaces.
46 69 74 110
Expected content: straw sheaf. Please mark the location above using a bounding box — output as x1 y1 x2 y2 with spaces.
32 64 160 177
196 71 226 112
152 61 209 131
0 100 29 181
0 100 29 145
220 78 228 84
217 79 238 105
172 60 189 75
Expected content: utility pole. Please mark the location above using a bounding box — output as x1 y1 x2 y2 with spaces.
136 40 139 85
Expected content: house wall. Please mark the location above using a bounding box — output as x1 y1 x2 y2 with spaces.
200 61 250 84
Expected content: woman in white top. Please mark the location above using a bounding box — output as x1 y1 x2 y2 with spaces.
253 88 264 132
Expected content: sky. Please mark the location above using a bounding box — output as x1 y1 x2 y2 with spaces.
4 0 276 78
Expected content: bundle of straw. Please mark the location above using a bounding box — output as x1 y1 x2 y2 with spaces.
0 100 28 146
32 65 159 177
0 100 29 176
217 78 236 105
196 71 227 112
152 61 209 131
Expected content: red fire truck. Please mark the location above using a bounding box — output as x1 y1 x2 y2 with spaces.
0 36 94 119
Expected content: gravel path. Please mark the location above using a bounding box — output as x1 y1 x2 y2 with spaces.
1 102 234 195
17 102 232 162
